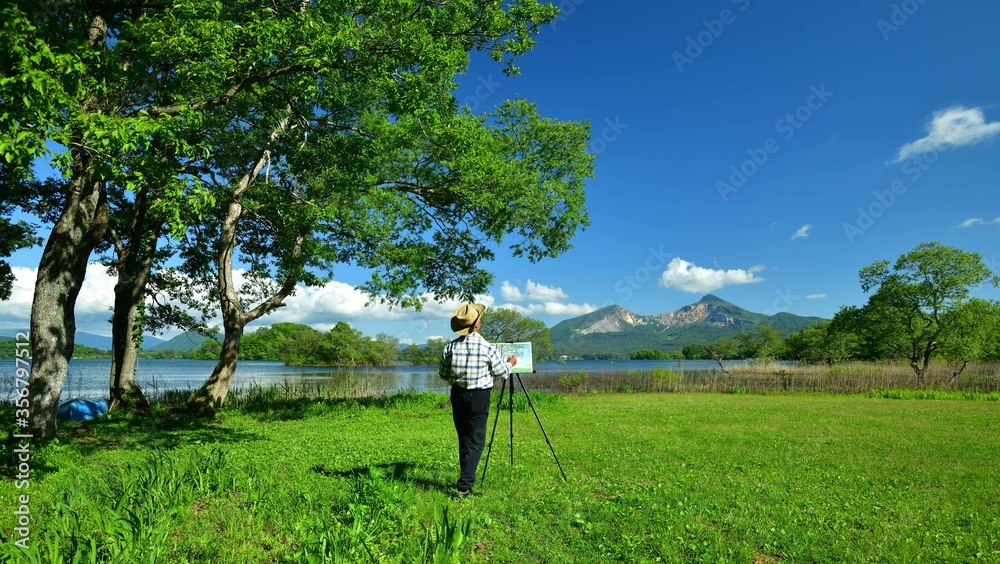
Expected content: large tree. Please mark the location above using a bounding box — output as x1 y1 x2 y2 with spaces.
858 242 999 386
3 1 122 438
150 4 593 415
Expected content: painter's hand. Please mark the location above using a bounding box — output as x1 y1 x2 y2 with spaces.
507 355 517 367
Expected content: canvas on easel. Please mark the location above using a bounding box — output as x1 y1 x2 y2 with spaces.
495 342 533 373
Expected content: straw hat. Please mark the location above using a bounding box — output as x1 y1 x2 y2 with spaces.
451 303 486 335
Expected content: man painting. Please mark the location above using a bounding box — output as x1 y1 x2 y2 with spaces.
439 303 517 498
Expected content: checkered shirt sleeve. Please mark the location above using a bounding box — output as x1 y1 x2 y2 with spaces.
439 333 511 389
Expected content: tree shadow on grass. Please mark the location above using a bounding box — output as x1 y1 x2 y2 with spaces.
312 461 453 494
56 410 263 456
2 410 261 482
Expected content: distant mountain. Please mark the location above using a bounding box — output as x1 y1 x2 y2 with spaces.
74 332 114 350
550 294 825 357
140 335 167 349
146 330 220 352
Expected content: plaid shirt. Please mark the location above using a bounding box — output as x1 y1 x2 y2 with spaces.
439 332 511 389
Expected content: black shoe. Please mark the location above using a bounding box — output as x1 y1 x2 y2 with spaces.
457 489 471 499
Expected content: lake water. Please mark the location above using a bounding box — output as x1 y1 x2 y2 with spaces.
9 358 733 401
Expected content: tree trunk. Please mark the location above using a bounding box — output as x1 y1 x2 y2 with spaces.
949 360 969 385
108 194 159 413
187 123 299 416
25 10 111 439
187 320 244 417
108 264 153 413
27 164 108 438
713 356 731 376
910 359 927 388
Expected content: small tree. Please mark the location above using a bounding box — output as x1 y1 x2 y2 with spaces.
706 337 738 375
858 242 999 386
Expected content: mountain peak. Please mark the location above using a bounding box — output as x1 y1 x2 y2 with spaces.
550 295 826 356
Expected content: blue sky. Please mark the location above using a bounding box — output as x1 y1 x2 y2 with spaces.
4 0 999 345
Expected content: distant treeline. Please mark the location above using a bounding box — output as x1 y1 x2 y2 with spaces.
189 322 400 366
0 338 111 360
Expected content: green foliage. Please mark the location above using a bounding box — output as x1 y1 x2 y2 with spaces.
402 338 449 366
736 324 784 361
422 506 472 564
630 349 676 360
938 299 1000 369
681 343 709 360
1 446 233 562
190 323 399 366
0 167 40 300
867 388 1000 401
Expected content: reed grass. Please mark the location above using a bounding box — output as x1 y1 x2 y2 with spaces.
534 361 1000 396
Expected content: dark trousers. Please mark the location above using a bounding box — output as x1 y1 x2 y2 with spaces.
450 385 492 492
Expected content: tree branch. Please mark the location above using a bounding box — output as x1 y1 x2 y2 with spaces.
144 64 318 117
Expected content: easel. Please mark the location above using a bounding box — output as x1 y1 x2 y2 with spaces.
480 370 567 484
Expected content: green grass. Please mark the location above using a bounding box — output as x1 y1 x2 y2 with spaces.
2 391 999 562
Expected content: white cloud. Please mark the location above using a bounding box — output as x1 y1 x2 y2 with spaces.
500 280 569 303
805 294 826 300
495 279 594 317
792 225 811 240
498 302 599 317
1 263 118 336
658 258 765 293
894 106 1000 163
263 280 493 326
957 217 1000 228
499 281 525 302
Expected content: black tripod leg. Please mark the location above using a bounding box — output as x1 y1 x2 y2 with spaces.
480 379 507 486
509 374 515 466
515 373 568 481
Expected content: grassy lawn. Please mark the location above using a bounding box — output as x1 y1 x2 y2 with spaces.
2 391 999 562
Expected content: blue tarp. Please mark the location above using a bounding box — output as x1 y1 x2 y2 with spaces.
57 398 109 422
